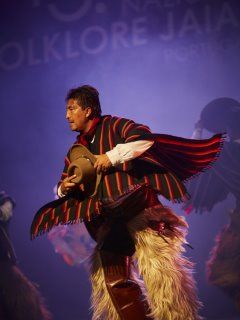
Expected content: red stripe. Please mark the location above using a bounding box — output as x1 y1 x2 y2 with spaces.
85 198 92 221
95 201 101 215
123 161 135 186
116 171 123 193
125 134 141 142
109 123 123 193
134 125 151 132
113 117 122 134
165 174 176 201
143 175 151 186
108 121 114 149
54 216 59 225
161 174 171 199
50 208 55 221
62 201 67 213
34 207 52 234
63 208 70 223
65 156 70 165
75 201 82 220
104 175 113 197
156 135 221 148
100 116 114 198
127 173 134 186
43 222 48 232
162 147 220 157
168 172 185 198
142 155 161 166
154 173 162 191
110 121 124 192
186 157 217 163
123 122 135 137
122 120 132 137
155 151 204 177
100 117 108 154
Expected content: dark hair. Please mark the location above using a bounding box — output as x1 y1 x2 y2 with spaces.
66 85 102 117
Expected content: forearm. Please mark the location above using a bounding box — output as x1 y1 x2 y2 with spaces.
106 140 154 166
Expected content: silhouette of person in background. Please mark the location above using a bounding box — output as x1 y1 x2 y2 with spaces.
0 190 52 320
185 97 240 312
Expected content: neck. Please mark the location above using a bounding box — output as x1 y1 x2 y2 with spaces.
82 119 95 133
81 116 101 134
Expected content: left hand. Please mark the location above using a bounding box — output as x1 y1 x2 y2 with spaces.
94 154 112 174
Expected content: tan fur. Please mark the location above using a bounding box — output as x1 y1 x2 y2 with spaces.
127 205 203 320
89 249 120 320
90 204 202 320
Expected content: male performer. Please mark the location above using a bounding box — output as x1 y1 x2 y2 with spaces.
31 85 224 320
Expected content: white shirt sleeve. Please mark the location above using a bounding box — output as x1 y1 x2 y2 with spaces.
57 185 65 198
106 140 154 166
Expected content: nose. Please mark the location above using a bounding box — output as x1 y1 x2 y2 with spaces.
66 110 70 120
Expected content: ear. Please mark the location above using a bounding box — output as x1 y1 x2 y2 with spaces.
86 107 92 118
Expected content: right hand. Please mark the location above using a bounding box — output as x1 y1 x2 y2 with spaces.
60 174 77 195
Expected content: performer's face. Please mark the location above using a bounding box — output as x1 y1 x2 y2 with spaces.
66 99 91 132
0 200 13 222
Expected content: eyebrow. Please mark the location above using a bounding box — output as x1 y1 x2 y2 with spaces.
66 104 76 109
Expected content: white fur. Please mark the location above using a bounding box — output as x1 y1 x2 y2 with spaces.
127 205 203 320
90 205 202 320
90 249 120 320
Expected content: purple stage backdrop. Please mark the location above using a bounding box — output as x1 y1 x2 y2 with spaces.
1 1 240 319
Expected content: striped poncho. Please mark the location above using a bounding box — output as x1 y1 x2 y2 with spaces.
31 115 224 238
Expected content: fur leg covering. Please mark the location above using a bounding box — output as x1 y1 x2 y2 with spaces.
90 249 151 320
90 248 120 320
0 261 52 320
127 205 202 320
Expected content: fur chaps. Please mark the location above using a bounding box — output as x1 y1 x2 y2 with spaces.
0 261 52 320
90 205 202 320
128 205 202 320
90 249 120 320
